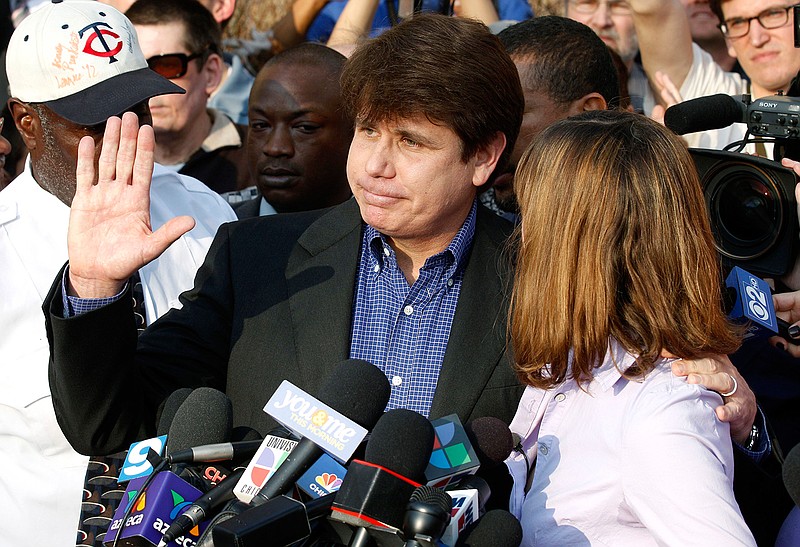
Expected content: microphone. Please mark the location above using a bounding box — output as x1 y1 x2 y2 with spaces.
250 358 391 504
166 440 263 465
212 493 337 547
192 360 391 546
105 470 209 547
158 468 245 546
165 387 233 456
156 388 194 436
329 408 435 544
724 266 783 341
402 485 452 547
233 433 298 503
104 388 235 546
453 509 522 547
166 387 234 492
783 443 800 507
664 94 746 135
425 414 480 487
116 388 194 483
296 452 348 499
464 417 515 474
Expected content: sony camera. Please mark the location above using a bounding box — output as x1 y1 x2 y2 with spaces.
665 90 800 278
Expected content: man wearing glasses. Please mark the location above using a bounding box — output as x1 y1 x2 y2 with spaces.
626 0 800 151
125 0 251 195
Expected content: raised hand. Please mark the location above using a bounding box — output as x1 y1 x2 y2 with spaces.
67 112 195 298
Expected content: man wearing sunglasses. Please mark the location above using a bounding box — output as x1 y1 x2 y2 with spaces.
125 0 251 195
1 2 237 546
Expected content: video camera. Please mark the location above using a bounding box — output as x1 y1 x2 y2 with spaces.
664 89 800 279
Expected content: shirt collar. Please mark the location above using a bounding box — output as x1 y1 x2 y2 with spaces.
364 199 478 273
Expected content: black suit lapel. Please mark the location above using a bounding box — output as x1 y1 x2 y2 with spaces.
429 207 514 421
286 199 364 392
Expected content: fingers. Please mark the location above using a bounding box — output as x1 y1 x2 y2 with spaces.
75 135 97 195
143 215 196 264
115 112 140 185
768 335 800 358
132 123 155 190
781 157 800 178
97 116 122 183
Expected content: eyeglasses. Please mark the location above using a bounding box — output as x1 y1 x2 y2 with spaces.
718 4 797 39
146 51 206 79
568 0 632 16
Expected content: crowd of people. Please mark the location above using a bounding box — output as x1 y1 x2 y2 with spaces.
1 0 799 545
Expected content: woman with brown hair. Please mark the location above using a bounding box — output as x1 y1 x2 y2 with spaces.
506 110 756 545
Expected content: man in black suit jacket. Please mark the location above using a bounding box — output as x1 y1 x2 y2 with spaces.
46 14 757 459
46 14 525 455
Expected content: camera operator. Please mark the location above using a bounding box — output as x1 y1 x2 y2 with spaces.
627 0 800 153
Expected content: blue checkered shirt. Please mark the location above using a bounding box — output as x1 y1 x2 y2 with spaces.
349 201 477 417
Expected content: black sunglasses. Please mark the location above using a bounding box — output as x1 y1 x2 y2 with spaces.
147 51 206 79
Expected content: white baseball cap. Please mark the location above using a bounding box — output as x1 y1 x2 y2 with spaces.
6 0 184 125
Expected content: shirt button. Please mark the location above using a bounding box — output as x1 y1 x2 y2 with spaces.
404 305 414 315
555 393 566 403
447 278 454 287
540 444 548 455
392 375 403 386
384 247 390 257
373 264 380 273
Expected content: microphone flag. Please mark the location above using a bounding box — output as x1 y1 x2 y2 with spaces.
425 415 479 488
103 471 206 546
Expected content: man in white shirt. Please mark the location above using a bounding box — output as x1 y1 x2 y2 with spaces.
628 0 800 150
0 2 236 545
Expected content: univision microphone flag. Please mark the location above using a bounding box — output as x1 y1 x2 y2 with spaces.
425 414 480 487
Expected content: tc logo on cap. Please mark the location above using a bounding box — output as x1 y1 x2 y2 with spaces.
79 21 122 63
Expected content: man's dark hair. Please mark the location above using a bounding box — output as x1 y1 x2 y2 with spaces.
498 16 621 109
340 13 523 174
126 0 222 60
708 0 725 23
263 42 346 76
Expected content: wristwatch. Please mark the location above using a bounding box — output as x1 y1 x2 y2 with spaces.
743 423 760 451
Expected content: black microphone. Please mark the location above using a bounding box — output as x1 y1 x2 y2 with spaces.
664 94 746 135
402 485 452 547
329 408 435 545
166 387 234 492
250 359 391 505
464 416 515 474
783 443 800 507
454 509 523 547
158 468 245 546
156 387 193 437
166 440 263 465
166 387 233 457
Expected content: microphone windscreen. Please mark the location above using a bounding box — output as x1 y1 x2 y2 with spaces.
664 94 745 136
784 443 800 507
410 484 452 513
157 387 193 436
317 358 391 430
465 417 514 470
365 408 435 482
166 387 233 455
455 509 523 547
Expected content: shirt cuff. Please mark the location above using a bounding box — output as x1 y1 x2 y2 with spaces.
61 266 128 318
733 406 770 464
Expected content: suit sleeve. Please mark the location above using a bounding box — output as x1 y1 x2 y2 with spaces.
46 223 238 455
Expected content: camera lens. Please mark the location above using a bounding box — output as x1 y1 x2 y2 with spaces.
705 163 784 260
